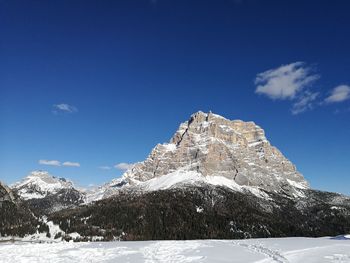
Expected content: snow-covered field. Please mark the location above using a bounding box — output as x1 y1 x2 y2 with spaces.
0 237 349 263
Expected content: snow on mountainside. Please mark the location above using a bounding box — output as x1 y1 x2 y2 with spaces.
11 112 310 204
11 170 76 200
88 111 309 202
4 112 350 240
11 171 86 214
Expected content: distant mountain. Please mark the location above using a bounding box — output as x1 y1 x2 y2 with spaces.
12 170 85 214
12 170 75 199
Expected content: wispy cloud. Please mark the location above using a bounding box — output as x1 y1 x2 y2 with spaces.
324 85 350 103
99 166 112 170
114 163 134 171
39 159 61 166
52 103 77 114
255 62 319 100
255 62 321 114
62 161 80 167
291 91 319 115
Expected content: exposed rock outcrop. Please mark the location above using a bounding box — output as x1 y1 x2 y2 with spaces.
0 181 15 206
93 111 309 201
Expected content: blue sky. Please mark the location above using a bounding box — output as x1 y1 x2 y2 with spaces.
1 0 349 194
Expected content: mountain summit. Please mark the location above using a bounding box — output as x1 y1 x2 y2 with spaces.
94 111 309 200
12 170 85 213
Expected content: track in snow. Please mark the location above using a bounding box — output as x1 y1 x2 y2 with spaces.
233 241 289 263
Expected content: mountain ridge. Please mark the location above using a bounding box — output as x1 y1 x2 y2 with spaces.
4 111 350 241
9 111 318 203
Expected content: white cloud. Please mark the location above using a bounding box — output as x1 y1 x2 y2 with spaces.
62 161 80 167
324 85 350 103
255 62 319 100
114 163 134 171
99 166 111 170
38 159 80 167
53 103 77 114
39 159 61 166
291 92 319 115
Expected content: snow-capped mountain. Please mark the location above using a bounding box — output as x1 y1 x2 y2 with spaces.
12 170 85 214
90 111 309 201
3 112 350 241
12 170 76 200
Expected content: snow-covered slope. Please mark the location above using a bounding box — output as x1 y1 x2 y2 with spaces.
12 170 76 200
1 237 350 263
89 111 309 201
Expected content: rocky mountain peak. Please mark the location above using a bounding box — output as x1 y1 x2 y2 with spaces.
171 111 267 148
121 111 309 195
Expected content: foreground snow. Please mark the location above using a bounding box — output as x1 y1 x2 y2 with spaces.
1 237 350 263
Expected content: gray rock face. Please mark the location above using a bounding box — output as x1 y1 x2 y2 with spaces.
124 111 309 194
0 181 16 206
0 181 40 237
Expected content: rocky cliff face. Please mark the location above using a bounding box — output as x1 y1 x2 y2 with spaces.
0 182 39 237
0 181 15 205
129 111 307 188
93 111 309 201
